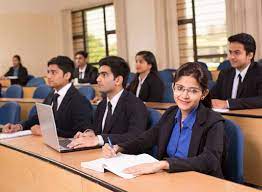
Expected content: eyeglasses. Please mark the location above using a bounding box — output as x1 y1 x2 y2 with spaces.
173 84 202 96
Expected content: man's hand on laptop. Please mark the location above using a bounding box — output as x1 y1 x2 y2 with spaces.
31 125 42 136
2 123 22 133
67 132 99 149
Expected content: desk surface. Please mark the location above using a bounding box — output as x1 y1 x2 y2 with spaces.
0 97 43 103
0 136 258 192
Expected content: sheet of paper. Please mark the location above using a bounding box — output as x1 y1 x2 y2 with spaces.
212 108 229 113
0 130 32 139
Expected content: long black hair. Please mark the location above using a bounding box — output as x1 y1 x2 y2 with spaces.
13 55 22 66
136 51 158 72
173 62 212 108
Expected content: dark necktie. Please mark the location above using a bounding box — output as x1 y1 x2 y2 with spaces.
52 93 60 114
236 74 242 97
103 102 112 132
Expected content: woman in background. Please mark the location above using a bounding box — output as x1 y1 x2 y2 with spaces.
127 51 164 102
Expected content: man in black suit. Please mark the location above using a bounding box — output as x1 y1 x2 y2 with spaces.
211 33 262 110
3 56 93 138
0 55 28 86
68 56 148 149
74 51 98 84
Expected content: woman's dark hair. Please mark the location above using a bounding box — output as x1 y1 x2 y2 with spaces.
13 55 22 66
173 62 212 108
136 51 158 72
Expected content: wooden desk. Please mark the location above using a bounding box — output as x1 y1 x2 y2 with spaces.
0 136 258 192
0 79 11 87
0 98 43 120
147 103 262 186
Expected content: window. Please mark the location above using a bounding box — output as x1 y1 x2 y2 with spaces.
177 0 227 70
72 4 117 65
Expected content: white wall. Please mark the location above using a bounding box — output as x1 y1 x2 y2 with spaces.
0 12 63 76
124 0 157 71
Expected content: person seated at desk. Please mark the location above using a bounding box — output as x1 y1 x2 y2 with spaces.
74 51 98 84
2 56 93 138
103 62 226 178
211 33 262 110
127 51 164 102
68 56 148 148
0 55 28 86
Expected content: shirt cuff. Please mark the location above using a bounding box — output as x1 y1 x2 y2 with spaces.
226 100 230 109
97 135 104 146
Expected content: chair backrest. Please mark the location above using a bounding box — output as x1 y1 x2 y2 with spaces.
27 74 35 82
223 119 244 183
33 85 52 99
162 82 175 103
127 72 136 86
208 80 216 90
5 84 23 98
28 105 37 119
0 102 21 124
26 77 46 87
147 108 161 129
218 60 231 71
78 86 95 100
158 69 174 83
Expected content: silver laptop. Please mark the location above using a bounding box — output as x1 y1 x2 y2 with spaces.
36 103 99 152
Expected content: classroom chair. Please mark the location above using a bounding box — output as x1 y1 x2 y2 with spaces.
4 84 23 98
223 119 244 183
0 102 21 124
26 77 46 87
78 86 95 100
32 84 52 99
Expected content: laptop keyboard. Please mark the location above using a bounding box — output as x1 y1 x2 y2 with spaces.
59 139 72 148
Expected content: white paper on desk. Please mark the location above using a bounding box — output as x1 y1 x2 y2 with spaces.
0 130 32 139
212 108 229 113
81 153 159 179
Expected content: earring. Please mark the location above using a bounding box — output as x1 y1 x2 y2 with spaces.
201 97 205 100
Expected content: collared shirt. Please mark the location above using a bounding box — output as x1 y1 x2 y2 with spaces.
13 67 19 77
136 73 149 97
53 83 72 110
78 64 87 79
166 107 197 158
97 89 124 145
231 64 250 99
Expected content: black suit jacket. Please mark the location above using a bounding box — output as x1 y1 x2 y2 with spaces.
74 64 98 84
127 72 164 102
91 90 148 144
211 62 262 109
119 104 225 178
5 65 28 86
21 84 93 138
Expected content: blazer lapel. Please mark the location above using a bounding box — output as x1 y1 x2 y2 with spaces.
227 69 235 98
56 85 74 114
96 100 107 134
237 63 254 98
188 104 206 157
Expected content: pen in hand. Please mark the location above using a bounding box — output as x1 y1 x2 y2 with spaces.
107 136 113 148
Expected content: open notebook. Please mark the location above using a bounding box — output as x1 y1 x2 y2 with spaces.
81 153 159 179
0 130 32 139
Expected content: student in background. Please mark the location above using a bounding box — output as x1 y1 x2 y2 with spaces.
68 56 148 149
127 51 164 102
103 62 226 178
74 51 98 84
0 55 28 86
3 56 93 138
211 33 262 110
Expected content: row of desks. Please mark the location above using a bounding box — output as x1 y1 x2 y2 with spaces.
0 136 259 192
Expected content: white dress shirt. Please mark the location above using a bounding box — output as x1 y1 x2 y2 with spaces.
78 64 87 79
53 83 72 110
136 73 149 97
231 64 250 99
97 89 124 145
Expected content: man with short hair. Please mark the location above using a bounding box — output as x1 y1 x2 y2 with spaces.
74 51 98 84
68 56 148 149
3 56 93 138
211 33 262 110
